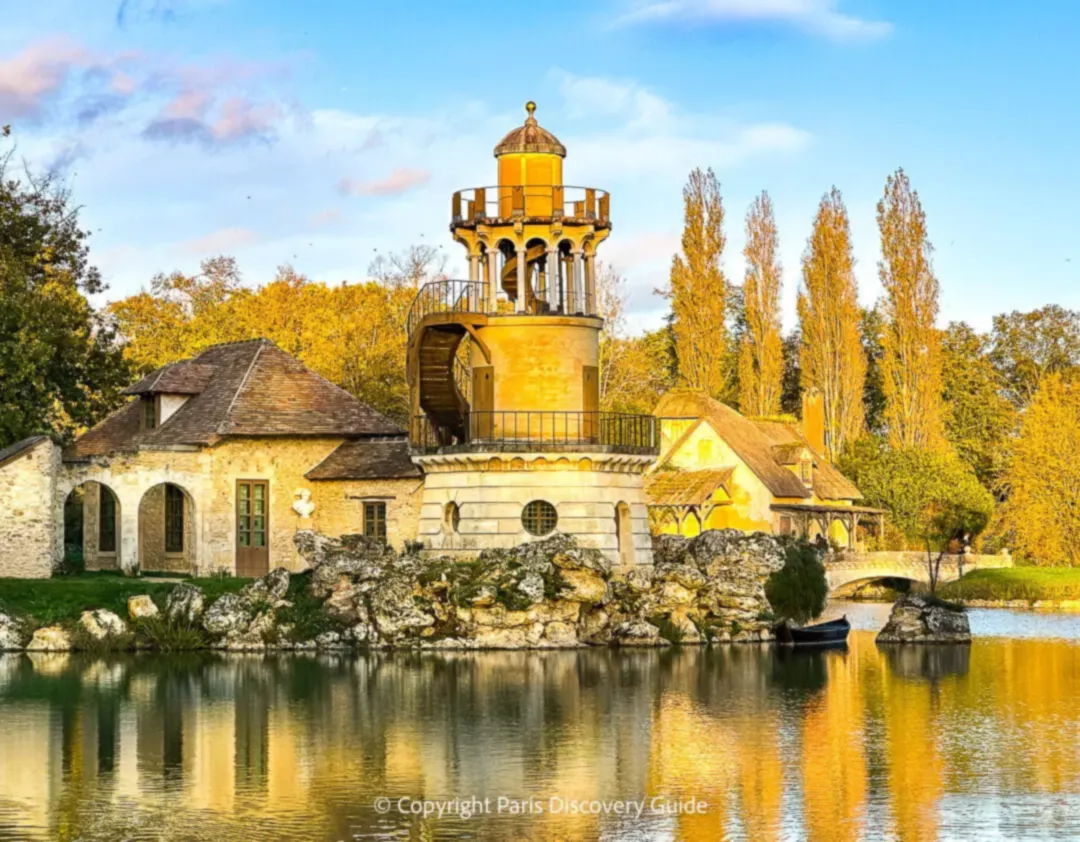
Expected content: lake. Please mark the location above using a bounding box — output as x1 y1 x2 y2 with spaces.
1 603 1079 841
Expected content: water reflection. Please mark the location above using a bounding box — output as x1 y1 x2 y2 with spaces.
0 629 1078 840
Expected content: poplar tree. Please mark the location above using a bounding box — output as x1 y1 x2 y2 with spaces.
666 168 728 398
877 168 945 448
797 188 866 460
737 191 784 416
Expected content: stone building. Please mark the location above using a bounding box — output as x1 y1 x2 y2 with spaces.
645 390 883 548
0 339 423 578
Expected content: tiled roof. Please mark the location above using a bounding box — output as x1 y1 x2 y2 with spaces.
0 435 49 469
751 418 862 501
306 437 422 481
645 469 734 507
123 362 216 396
67 339 402 460
771 443 807 465
653 390 811 499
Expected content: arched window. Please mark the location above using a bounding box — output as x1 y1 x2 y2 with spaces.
522 500 558 536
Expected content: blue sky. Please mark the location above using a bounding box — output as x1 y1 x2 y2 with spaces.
2 0 1078 334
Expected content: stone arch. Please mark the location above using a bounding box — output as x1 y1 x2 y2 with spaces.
829 575 922 599
138 482 196 574
63 480 122 571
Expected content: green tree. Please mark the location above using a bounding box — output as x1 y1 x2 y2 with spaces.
0 149 129 446
840 438 995 590
765 541 828 624
989 304 1080 408
941 322 1016 487
860 306 887 436
737 192 784 417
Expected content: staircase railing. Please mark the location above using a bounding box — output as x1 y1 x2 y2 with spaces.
406 279 487 336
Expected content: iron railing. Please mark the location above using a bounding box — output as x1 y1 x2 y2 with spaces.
406 279 487 336
451 185 610 225
410 411 659 455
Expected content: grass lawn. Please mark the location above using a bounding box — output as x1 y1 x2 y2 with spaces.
939 567 1080 603
0 573 251 626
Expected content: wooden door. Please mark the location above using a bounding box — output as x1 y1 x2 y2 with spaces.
236 480 269 577
472 365 494 440
583 365 599 442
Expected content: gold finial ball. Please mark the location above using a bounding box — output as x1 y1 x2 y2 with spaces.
525 100 537 118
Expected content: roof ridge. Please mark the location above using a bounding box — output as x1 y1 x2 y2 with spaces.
220 342 266 433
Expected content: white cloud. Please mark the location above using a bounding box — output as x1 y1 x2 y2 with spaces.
176 226 258 255
618 0 892 41
339 167 432 197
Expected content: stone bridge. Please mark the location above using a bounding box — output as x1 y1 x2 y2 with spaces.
824 551 1013 596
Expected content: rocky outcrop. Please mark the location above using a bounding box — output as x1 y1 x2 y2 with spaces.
27 626 72 651
166 583 205 624
0 613 25 650
127 595 159 620
877 594 972 644
79 610 127 641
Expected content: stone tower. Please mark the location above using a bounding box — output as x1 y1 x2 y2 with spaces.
407 102 657 567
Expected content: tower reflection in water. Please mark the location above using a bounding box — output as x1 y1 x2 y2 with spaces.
0 636 1079 841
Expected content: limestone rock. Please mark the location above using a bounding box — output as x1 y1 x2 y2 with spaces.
877 595 972 644
27 626 72 652
240 567 291 607
468 584 497 607
296 531 395 598
79 609 127 641
580 608 611 644
544 621 580 646
557 568 608 604
612 620 669 647
516 571 546 606
0 613 25 650
346 622 377 645
324 577 365 625
166 583 206 625
656 580 695 607
316 630 350 650
473 622 545 648
202 594 254 636
666 609 702 644
127 595 160 620
370 577 435 639
223 611 275 651
654 562 707 591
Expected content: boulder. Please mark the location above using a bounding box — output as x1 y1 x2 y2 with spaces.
27 626 73 652
324 577 365 625
543 621 580 646
240 567 291 607
557 568 608 604
79 610 127 641
516 571 546 606
223 611 275 651
579 608 611 644
202 594 254 636
166 583 206 625
0 613 25 650
296 531 395 598
370 577 435 639
612 620 669 647
127 595 160 620
877 595 972 644
316 630 350 650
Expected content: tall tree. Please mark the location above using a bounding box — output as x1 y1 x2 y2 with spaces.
877 168 945 448
780 329 803 416
797 188 866 460
941 322 1016 487
997 374 1080 566
664 168 728 398
737 192 784 416
988 304 1080 408
0 149 129 446
860 306 887 436
368 244 449 290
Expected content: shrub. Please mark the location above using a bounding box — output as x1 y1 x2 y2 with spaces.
275 571 343 642
132 616 208 651
765 541 828 624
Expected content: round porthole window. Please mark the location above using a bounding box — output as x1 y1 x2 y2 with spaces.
522 500 558 536
444 502 461 533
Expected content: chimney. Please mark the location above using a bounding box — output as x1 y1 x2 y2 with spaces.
802 388 826 458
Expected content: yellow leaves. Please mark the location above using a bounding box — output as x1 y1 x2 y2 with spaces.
738 191 784 417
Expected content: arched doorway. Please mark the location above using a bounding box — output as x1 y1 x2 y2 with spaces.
63 481 121 571
138 483 195 573
615 501 634 567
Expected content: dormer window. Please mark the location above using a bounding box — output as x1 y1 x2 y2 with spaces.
799 458 813 485
142 396 158 430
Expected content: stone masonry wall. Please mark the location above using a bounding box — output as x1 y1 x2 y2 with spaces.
0 438 60 578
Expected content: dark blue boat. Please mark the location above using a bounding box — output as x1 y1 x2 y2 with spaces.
774 616 850 647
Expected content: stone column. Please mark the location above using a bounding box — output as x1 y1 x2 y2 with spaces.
119 497 140 574
584 253 595 315
486 251 498 312
572 249 584 314
546 247 559 312
468 253 479 282
516 247 527 313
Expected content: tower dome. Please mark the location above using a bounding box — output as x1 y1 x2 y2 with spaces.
493 102 566 157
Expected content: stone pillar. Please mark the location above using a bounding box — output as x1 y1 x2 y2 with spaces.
119 497 140 574
546 247 559 312
572 250 584 314
516 247 527 314
468 254 479 310
486 251 498 312
584 253 595 315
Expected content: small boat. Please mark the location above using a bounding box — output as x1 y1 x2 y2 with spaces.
774 616 850 647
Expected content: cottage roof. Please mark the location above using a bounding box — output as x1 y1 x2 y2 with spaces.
0 435 49 470
306 437 422 481
653 390 811 499
644 468 734 507
67 339 402 460
123 362 216 396
750 418 862 501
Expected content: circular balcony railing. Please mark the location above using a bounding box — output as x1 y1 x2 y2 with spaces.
410 411 659 456
451 185 610 226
